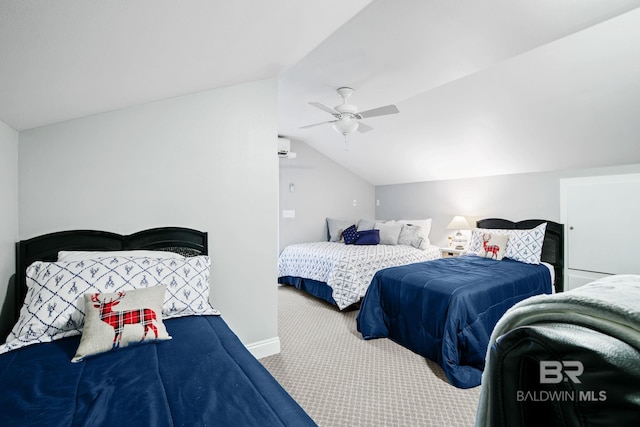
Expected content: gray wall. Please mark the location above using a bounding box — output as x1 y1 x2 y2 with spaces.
18 80 279 350
376 163 640 248
0 120 19 339
279 139 375 251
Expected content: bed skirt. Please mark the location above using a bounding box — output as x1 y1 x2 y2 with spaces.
278 276 337 306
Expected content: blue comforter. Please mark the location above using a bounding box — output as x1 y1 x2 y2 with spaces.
357 256 552 389
0 315 315 427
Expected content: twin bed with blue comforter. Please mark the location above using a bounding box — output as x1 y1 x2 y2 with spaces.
357 219 564 389
0 227 315 427
0 315 313 426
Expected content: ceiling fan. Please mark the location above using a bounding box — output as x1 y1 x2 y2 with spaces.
301 87 399 149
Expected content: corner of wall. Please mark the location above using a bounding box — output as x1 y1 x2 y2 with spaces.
0 119 19 338
278 139 375 251
246 336 281 359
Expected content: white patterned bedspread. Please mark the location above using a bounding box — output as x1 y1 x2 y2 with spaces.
278 242 441 309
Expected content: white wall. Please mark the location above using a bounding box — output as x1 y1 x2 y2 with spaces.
376 163 640 248
279 139 375 251
0 120 19 339
18 80 279 352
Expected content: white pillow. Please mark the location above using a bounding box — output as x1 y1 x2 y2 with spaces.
1 255 218 355
397 225 428 250
374 222 402 245
356 219 378 231
505 223 547 264
468 223 547 264
327 218 355 242
58 250 184 261
395 219 432 246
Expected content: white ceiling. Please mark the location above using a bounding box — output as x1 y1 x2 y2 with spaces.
2 0 640 185
0 0 370 129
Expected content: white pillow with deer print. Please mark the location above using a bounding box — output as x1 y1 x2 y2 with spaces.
72 285 171 362
476 233 510 261
468 229 511 254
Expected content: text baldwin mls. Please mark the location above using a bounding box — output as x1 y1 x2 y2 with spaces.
517 390 607 402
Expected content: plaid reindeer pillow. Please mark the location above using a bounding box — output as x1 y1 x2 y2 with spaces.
477 233 510 261
72 285 171 362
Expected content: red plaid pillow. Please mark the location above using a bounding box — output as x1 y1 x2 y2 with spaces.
72 285 171 362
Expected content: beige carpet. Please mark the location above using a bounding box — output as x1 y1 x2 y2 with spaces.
260 285 481 426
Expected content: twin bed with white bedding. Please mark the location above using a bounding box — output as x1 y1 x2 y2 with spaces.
278 217 440 309
278 241 440 309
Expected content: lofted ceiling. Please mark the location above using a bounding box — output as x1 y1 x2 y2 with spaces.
0 0 370 130
2 1 640 185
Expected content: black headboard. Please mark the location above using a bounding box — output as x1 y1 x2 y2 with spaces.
476 219 564 293
13 227 208 326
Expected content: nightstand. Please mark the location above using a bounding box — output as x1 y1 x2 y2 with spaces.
440 247 465 258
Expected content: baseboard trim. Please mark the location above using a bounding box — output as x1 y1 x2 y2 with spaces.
246 336 281 359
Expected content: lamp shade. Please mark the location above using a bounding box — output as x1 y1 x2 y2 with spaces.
446 216 471 230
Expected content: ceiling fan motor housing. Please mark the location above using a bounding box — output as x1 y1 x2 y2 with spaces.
335 87 358 116
334 104 358 115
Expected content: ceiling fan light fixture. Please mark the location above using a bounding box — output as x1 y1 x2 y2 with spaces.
332 118 359 135
302 87 399 150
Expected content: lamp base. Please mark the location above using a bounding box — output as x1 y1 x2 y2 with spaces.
452 231 467 251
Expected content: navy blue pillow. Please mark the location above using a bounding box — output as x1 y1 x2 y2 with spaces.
342 224 359 244
354 229 380 245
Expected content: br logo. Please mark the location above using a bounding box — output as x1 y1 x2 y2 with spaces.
540 361 584 384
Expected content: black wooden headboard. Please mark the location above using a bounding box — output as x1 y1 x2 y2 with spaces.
13 227 208 327
476 219 564 293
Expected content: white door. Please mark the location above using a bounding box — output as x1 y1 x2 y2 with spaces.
562 174 640 275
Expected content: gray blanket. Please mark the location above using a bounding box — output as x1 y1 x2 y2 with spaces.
475 274 640 426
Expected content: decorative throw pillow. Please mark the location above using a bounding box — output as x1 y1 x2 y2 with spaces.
477 233 510 260
2 255 217 354
468 229 511 253
72 285 171 362
397 224 427 250
374 222 403 245
327 218 355 242
395 219 432 246
354 229 380 245
505 222 547 264
342 224 359 245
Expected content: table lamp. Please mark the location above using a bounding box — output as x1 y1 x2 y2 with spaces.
447 216 471 250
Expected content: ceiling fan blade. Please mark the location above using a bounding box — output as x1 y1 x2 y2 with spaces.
357 104 399 119
309 102 339 115
300 119 337 129
357 122 374 133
